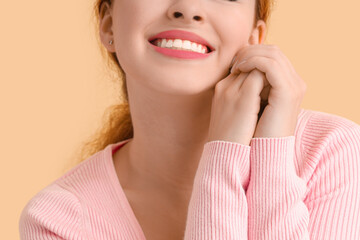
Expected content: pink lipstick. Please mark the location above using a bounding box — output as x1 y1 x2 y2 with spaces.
148 30 215 60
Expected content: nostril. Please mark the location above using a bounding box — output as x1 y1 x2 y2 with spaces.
174 12 182 18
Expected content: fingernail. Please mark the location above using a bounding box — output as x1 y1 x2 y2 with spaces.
230 59 247 74
230 56 237 66
230 63 236 74
229 59 236 73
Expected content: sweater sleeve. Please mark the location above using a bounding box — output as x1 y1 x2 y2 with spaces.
246 136 310 239
19 183 86 240
246 123 360 239
304 124 360 239
184 140 251 239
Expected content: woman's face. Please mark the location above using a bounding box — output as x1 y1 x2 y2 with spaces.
102 0 265 95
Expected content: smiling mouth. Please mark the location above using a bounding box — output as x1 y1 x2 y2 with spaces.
149 39 213 54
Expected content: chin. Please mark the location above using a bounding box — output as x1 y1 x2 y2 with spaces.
148 76 216 97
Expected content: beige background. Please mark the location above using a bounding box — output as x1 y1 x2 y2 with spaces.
1 0 359 239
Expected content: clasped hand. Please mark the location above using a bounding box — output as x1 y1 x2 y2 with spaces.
207 44 307 145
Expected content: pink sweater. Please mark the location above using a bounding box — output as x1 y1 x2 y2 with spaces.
19 108 360 239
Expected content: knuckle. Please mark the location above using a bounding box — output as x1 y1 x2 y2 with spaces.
246 70 266 87
269 58 278 68
248 69 263 78
250 68 260 74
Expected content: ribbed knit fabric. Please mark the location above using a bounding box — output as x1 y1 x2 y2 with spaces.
19 108 360 239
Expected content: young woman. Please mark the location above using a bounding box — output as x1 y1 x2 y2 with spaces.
19 0 360 239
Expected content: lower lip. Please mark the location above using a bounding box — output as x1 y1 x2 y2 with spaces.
148 41 213 59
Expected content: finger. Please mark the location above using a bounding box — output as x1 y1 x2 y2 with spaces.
215 71 239 91
241 69 266 94
233 44 292 72
230 55 237 67
228 54 243 73
233 56 285 90
227 71 249 94
233 44 274 64
239 69 266 103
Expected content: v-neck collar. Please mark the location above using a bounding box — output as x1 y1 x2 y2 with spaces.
103 139 147 240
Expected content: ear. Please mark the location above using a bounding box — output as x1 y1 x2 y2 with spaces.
99 1 115 52
248 20 267 45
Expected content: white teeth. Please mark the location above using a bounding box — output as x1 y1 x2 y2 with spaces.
191 42 198 52
161 39 167 48
153 38 209 54
182 40 192 50
173 39 182 48
165 39 173 48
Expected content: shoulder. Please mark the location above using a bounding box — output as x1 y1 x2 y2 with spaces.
301 108 359 130
18 148 108 239
298 108 360 154
297 109 360 190
18 143 127 239
19 182 85 239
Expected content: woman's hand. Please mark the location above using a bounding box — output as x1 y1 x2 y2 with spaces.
231 44 307 139
207 67 267 146
207 44 306 145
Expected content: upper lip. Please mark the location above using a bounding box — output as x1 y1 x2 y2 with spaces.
148 29 215 52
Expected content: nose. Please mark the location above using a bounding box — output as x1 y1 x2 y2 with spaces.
167 1 205 24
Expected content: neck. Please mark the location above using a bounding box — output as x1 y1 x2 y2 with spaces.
114 76 214 199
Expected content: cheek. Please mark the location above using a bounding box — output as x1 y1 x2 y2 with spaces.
214 13 253 48
222 25 251 53
113 0 155 31
113 3 141 32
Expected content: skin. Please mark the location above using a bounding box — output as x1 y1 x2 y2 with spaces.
99 0 306 238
